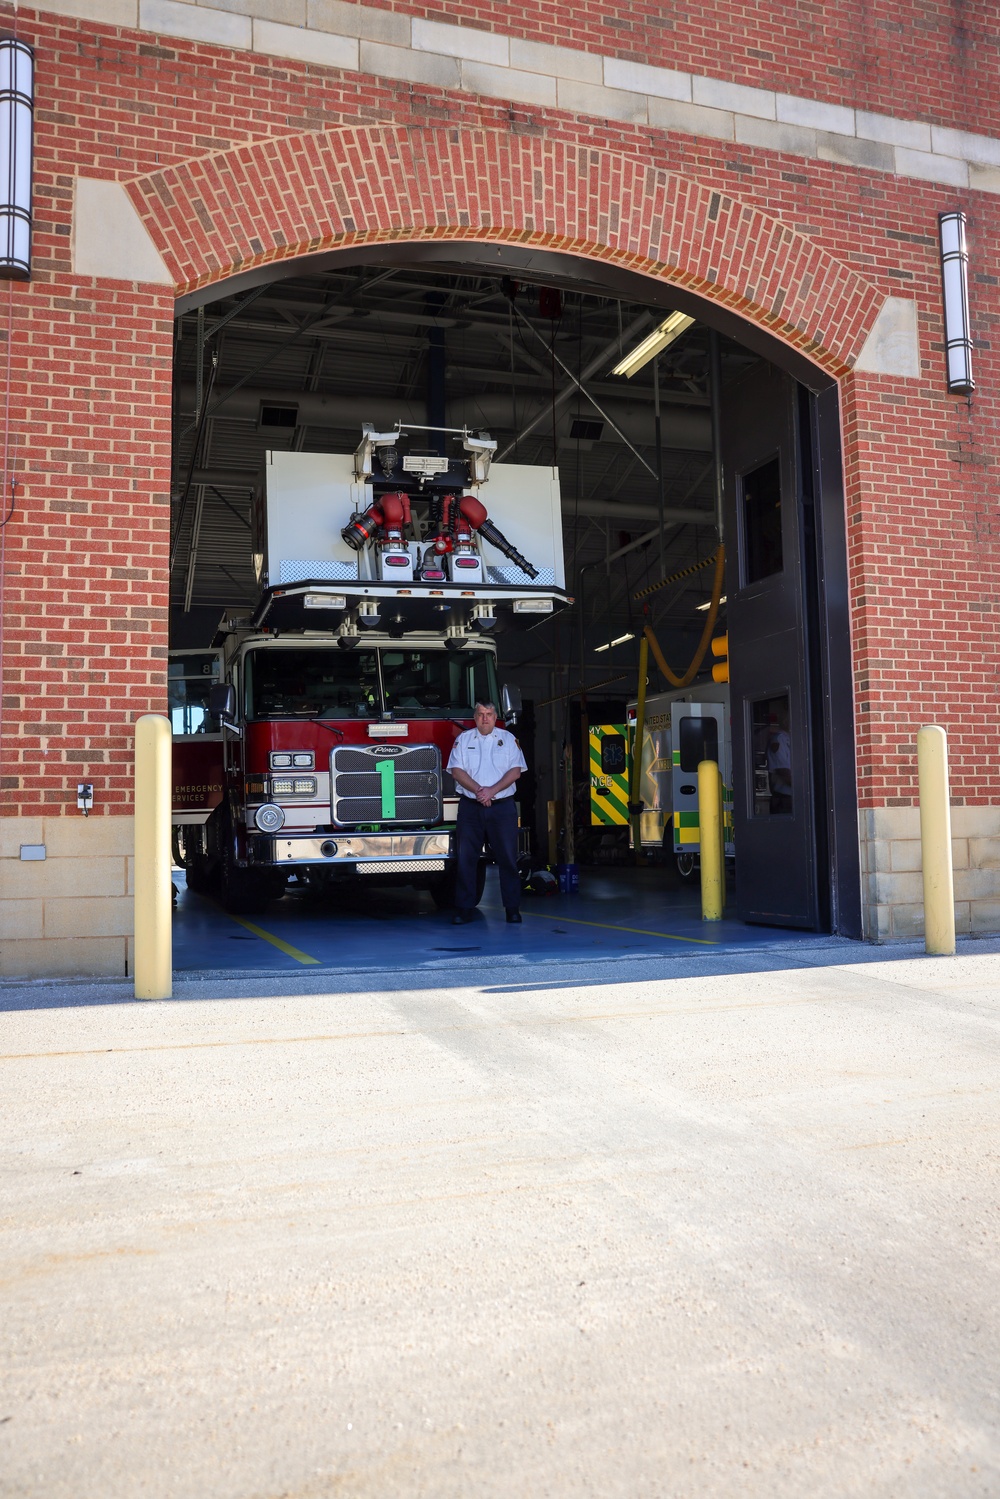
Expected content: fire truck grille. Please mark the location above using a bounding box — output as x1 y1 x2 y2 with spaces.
330 745 443 827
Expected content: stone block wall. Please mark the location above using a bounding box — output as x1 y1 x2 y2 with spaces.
0 815 134 977
860 807 1000 942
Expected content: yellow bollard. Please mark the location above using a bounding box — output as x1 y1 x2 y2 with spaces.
134 713 173 999
917 724 956 956
698 758 724 921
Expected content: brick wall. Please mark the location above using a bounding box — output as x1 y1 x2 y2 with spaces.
0 1 997 966
1 274 174 822
349 1 1000 142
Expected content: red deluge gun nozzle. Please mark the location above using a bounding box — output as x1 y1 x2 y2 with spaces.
458 495 540 581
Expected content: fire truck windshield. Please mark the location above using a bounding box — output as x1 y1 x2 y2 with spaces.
245 647 380 719
244 645 498 720
379 649 498 717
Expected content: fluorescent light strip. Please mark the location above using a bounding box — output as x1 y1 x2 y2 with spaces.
611 312 695 378
594 632 635 652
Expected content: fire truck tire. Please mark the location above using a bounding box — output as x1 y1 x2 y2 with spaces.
218 824 285 914
429 860 487 910
185 857 218 897
175 826 219 896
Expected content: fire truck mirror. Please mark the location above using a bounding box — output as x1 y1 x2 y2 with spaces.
500 683 522 721
209 682 236 723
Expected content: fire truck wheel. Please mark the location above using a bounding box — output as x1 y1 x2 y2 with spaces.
429 860 487 910
177 826 218 896
218 827 285 915
185 857 217 897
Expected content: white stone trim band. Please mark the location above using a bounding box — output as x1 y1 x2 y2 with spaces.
40 0 1000 196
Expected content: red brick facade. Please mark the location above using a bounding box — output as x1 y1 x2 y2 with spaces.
0 2 997 863
348 0 1000 141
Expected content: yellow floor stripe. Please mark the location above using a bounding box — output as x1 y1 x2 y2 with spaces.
225 913 322 965
520 910 718 946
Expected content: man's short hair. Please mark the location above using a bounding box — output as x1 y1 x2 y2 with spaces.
474 698 499 713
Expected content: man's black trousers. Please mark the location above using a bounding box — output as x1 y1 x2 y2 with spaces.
454 795 521 911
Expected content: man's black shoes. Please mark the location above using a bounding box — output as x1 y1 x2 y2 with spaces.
506 909 522 924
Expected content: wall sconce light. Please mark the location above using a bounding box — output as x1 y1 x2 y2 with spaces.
939 211 974 396
0 37 35 281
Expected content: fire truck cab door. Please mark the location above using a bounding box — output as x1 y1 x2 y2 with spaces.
168 648 225 822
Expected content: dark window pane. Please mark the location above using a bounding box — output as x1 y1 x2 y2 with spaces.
246 647 380 719
678 716 719 773
168 653 221 736
245 646 499 721
751 694 792 817
380 649 498 716
600 735 627 775
742 456 783 582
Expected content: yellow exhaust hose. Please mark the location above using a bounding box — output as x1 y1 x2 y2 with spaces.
642 545 726 690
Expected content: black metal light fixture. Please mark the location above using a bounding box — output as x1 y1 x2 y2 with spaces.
0 37 34 281
939 210 974 396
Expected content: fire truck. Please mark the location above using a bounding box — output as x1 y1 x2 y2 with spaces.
169 424 570 913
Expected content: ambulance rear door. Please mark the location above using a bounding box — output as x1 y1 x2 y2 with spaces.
589 724 630 828
670 701 733 859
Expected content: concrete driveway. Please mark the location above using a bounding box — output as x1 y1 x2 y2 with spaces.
2 942 999 1497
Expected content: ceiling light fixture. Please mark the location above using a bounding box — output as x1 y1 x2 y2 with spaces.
696 595 727 611
612 312 695 378
594 632 635 653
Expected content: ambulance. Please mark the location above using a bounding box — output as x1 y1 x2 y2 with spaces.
591 685 734 878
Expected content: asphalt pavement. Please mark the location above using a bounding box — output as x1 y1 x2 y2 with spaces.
2 939 999 1497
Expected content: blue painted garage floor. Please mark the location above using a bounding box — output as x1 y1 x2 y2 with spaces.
171 866 830 975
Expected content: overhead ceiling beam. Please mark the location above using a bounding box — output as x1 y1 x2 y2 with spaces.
494 309 653 461
175 387 712 451
445 363 708 406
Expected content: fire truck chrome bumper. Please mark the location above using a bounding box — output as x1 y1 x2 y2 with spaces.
258 831 452 865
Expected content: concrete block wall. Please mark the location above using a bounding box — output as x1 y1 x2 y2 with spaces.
0 817 134 978
859 807 1000 942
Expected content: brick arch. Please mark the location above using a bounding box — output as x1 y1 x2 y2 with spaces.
126 125 883 376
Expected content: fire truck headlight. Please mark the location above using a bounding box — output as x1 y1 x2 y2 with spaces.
254 803 285 832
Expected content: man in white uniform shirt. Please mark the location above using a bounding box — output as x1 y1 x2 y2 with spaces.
447 699 527 923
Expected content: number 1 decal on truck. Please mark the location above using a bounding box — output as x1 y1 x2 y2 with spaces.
376 756 396 818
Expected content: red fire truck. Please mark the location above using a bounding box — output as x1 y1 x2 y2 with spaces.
170 424 570 912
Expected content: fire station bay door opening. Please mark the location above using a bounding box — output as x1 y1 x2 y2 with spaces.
722 362 820 929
